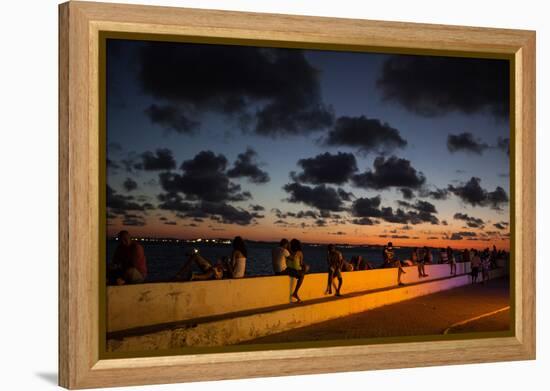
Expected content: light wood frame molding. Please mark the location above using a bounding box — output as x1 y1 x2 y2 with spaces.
59 1 536 388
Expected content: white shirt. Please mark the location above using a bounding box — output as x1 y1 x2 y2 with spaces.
272 246 290 273
232 255 246 278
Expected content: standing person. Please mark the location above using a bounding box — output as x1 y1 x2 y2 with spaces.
412 247 427 278
286 239 308 303
471 250 482 284
491 245 498 269
447 246 457 275
439 248 448 264
326 244 344 296
225 236 247 278
420 246 431 277
462 248 471 264
481 253 491 284
383 242 406 286
109 230 148 285
272 239 291 275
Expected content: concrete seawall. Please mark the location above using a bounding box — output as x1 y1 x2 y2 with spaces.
107 265 507 352
108 262 473 333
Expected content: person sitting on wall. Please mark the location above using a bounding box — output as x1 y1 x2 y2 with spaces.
272 239 291 275
174 236 247 281
224 236 247 278
174 248 224 281
382 242 406 286
108 230 148 285
285 239 309 303
326 244 344 296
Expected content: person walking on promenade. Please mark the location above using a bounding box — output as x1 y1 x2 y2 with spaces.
447 246 457 275
383 242 406 286
470 250 482 284
481 253 491 284
109 230 148 285
412 247 427 278
419 246 431 277
286 239 308 303
326 244 344 296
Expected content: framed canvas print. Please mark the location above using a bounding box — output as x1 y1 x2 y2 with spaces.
58 1 536 389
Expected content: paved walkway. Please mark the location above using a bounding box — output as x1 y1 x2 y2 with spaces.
242 277 511 344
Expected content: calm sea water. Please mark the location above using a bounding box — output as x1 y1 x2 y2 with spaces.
106 240 451 283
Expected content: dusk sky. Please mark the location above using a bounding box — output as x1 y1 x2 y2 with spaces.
106 39 510 249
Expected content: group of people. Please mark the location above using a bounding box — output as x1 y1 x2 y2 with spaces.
108 231 506 295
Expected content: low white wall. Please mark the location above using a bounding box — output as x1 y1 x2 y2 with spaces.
107 262 473 332
107 268 507 352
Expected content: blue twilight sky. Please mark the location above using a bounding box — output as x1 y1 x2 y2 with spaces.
106 39 510 248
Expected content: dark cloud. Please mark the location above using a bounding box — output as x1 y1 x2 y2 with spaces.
351 217 378 225
158 192 260 225
447 132 489 154
337 188 354 201
123 177 138 192
448 177 508 209
351 196 438 225
145 104 200 134
325 116 407 153
283 183 345 212
315 219 327 227
163 220 177 225
494 221 509 230
497 137 510 155
292 152 358 185
377 55 509 118
158 150 251 203
330 231 346 235
135 148 177 171
250 204 265 212
200 201 259 225
400 188 414 200
107 185 153 215
352 156 426 190
107 159 120 170
420 187 449 200
449 231 478 240
122 213 146 226
138 42 333 137
453 212 485 228
227 148 270 184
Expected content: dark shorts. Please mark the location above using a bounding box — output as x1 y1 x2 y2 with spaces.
471 266 480 275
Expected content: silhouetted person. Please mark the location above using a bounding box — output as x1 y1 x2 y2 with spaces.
447 246 457 275
471 250 482 283
225 236 247 278
383 242 406 285
272 239 291 275
175 236 246 281
174 249 224 281
326 244 344 296
419 246 430 277
109 230 147 285
286 239 308 303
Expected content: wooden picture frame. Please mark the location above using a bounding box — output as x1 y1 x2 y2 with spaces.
59 1 536 388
